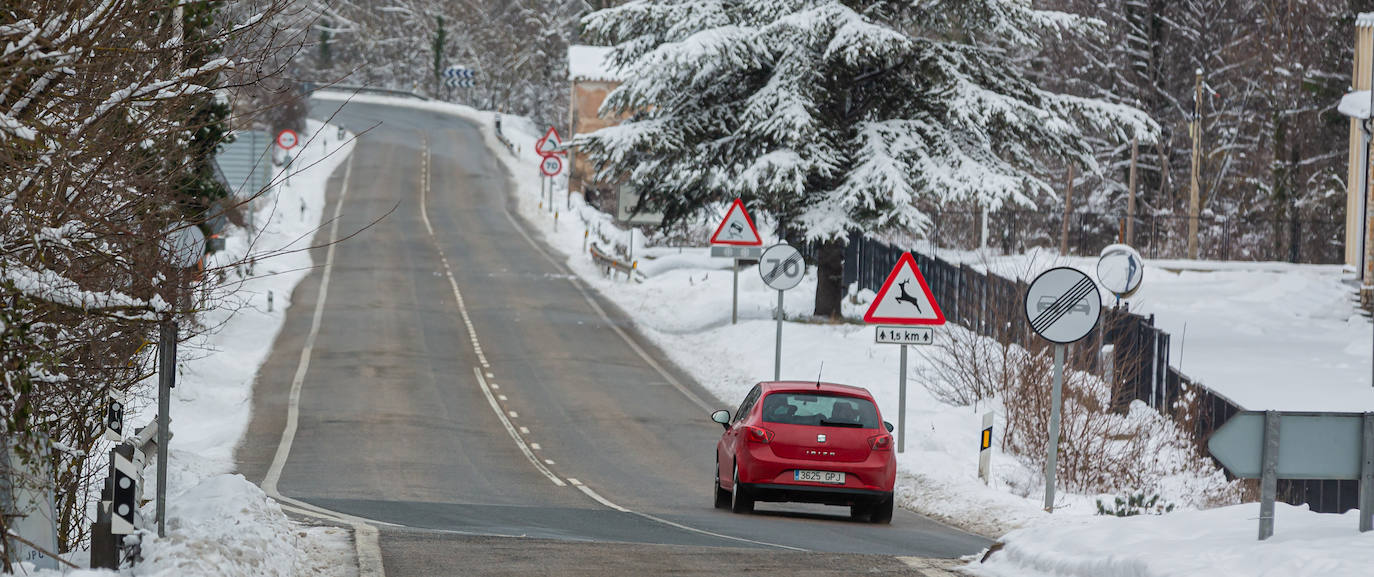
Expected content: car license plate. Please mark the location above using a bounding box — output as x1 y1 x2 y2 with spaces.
794 470 845 484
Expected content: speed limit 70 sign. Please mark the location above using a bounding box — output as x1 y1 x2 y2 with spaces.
759 244 804 291
540 155 562 177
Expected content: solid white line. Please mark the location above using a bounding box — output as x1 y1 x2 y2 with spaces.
259 155 387 577
573 481 805 552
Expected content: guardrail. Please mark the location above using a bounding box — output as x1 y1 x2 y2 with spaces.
303 82 430 102
589 242 642 282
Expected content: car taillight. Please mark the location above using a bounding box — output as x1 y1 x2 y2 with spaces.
744 425 774 444
868 433 892 451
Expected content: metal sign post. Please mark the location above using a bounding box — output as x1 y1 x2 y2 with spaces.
1023 267 1102 512
759 244 805 381
1208 410 1374 538
863 253 945 454
155 319 176 537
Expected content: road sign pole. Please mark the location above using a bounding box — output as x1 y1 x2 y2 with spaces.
155 319 175 537
774 290 783 381
1360 413 1374 532
1258 410 1280 540
732 259 739 325
898 344 907 453
1044 343 1065 512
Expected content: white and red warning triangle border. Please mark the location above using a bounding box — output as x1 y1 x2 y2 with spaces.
709 199 763 246
536 126 567 157
863 252 946 326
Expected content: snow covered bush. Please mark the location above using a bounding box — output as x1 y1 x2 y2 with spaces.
1000 347 1241 509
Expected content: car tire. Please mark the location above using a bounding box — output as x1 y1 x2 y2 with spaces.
869 496 894 524
714 456 731 509
730 463 753 514
849 503 871 522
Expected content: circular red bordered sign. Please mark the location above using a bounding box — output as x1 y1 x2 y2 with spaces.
276 129 299 150
540 155 563 177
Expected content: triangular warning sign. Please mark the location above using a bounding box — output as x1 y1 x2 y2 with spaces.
864 252 945 325
709 199 763 246
537 126 566 156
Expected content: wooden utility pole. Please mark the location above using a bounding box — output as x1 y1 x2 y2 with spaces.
1060 164 1076 255
1187 68 1202 259
1127 136 1138 245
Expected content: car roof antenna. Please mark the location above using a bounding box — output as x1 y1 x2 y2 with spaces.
815 362 824 389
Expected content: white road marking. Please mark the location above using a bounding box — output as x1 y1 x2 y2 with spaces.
529 443 541 451
497 394 508 401
259 154 387 577
544 459 555 465
508 410 519 418
519 426 530 434
491 384 500 390
417 136 564 489
471 368 565 486
486 372 495 378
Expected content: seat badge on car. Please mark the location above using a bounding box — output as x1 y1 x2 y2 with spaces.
817 434 826 443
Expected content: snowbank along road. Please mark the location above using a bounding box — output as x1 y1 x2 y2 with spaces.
235 98 991 576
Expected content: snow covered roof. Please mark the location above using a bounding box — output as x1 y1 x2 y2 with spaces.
1359 12 1374 27
1339 90 1371 119
568 45 624 83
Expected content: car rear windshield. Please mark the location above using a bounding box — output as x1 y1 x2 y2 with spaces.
759 392 880 429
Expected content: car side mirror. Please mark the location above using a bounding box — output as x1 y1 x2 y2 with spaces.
711 410 731 429
883 421 894 433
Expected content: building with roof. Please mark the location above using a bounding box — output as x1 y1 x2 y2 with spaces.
568 45 628 200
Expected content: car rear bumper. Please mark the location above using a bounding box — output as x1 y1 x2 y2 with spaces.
736 445 895 494
742 483 891 506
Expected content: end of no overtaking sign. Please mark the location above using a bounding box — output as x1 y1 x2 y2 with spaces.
1024 267 1102 344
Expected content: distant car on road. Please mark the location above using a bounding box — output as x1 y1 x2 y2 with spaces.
711 381 896 523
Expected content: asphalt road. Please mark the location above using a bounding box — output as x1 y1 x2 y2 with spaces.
236 97 992 576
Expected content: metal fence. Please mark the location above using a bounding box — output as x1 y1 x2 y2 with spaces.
836 233 1358 513
923 209 1345 264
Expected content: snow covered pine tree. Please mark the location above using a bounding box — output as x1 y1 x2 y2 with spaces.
579 0 1156 316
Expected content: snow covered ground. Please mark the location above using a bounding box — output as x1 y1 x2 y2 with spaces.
19 120 355 576
917 247 1374 411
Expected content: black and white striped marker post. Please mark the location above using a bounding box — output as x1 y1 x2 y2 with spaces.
759 244 805 381
1022 267 1101 513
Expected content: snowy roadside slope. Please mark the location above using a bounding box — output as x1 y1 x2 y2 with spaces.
22 120 355 577
914 246 1374 412
975 503 1374 577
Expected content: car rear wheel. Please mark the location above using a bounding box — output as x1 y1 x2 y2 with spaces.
730 463 753 514
713 456 730 509
868 496 894 524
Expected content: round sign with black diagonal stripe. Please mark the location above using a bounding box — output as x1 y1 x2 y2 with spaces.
759 244 805 291
1024 267 1102 344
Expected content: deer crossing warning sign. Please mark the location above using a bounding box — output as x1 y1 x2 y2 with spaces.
863 252 945 326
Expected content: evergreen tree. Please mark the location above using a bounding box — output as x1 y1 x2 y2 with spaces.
580 0 1154 316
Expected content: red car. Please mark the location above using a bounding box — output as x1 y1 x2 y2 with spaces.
712 381 896 523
